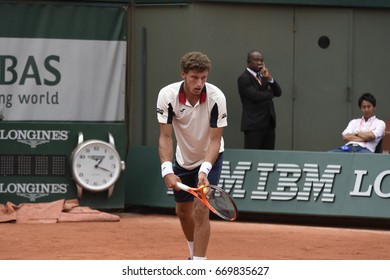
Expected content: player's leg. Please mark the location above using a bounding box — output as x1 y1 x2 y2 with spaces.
175 201 194 243
193 199 210 258
192 152 224 259
173 162 197 259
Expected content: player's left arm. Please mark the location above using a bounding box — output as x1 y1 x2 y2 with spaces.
206 127 224 164
198 127 224 186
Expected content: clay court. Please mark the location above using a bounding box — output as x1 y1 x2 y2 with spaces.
1 212 390 260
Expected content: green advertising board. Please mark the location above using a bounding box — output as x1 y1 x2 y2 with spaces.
126 146 390 220
0 122 126 208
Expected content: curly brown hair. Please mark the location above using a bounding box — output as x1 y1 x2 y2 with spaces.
180 51 212 73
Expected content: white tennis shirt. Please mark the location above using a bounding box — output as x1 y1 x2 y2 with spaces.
157 81 228 170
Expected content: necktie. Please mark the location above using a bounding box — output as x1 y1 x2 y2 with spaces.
256 73 262 85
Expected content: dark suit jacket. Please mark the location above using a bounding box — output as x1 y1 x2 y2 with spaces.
237 69 282 131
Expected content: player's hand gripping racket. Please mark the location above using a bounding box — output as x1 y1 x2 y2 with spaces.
176 182 238 221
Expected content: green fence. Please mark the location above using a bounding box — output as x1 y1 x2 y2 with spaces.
126 146 390 219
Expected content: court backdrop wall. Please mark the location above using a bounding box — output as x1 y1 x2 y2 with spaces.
128 2 390 151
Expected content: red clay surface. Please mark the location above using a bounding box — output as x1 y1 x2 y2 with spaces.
1 213 390 260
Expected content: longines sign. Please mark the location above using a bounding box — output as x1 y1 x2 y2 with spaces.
0 183 68 201
0 128 71 202
0 129 69 148
0 122 125 209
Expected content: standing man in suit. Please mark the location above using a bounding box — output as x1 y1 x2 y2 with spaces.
237 50 282 149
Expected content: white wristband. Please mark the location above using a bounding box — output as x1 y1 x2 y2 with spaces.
199 161 212 177
161 161 174 178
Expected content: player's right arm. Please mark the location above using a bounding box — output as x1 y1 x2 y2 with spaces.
159 123 173 163
159 123 180 190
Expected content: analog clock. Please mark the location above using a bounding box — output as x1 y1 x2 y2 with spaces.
71 132 125 198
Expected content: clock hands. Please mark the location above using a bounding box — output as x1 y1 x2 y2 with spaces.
94 158 103 168
93 157 111 173
97 166 111 172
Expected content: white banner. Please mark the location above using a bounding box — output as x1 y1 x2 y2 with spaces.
0 37 126 121
0 260 388 280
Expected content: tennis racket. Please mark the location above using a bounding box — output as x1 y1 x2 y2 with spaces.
176 182 238 221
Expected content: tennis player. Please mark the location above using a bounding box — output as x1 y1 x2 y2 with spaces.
157 51 228 260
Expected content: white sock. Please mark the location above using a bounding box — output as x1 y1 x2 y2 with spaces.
187 241 194 259
193 256 207 260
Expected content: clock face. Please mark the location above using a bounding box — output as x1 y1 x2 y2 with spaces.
71 140 122 192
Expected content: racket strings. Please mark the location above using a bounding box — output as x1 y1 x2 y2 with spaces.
206 188 236 220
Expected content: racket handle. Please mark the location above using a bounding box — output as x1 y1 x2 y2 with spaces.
177 182 191 191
